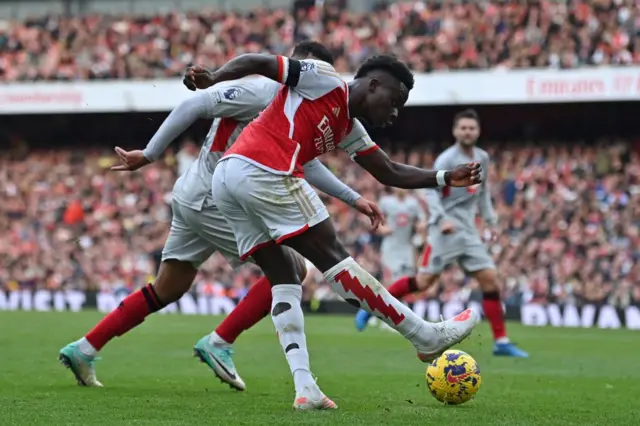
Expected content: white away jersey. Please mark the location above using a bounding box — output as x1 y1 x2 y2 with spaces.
222 57 379 177
379 194 425 257
172 76 281 210
420 144 497 232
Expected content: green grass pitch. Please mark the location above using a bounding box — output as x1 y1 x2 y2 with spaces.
0 311 638 425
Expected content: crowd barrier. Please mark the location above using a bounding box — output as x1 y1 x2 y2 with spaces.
2 290 638 330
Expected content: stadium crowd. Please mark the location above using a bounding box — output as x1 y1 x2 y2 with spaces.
2 139 640 308
1 0 640 80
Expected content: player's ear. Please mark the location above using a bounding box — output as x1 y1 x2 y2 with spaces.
368 78 380 93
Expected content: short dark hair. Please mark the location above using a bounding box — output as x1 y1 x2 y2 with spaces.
292 41 334 65
354 55 414 91
453 109 480 126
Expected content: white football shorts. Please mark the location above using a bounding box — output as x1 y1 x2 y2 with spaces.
212 157 329 260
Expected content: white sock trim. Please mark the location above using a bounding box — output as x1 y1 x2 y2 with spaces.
209 331 230 346
271 284 302 300
78 337 98 357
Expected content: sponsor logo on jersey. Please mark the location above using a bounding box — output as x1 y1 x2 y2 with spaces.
314 115 336 155
395 213 409 227
332 107 340 117
223 87 242 100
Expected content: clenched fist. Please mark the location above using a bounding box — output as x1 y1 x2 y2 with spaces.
446 162 483 187
183 65 215 91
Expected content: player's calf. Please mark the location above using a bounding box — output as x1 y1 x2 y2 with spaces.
194 249 309 391
284 220 480 360
59 282 167 386
355 275 420 331
245 244 331 405
151 259 199 304
473 268 529 358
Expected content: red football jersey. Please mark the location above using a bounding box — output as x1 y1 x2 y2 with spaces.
222 56 378 177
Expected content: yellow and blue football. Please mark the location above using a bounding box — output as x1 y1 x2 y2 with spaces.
426 349 482 405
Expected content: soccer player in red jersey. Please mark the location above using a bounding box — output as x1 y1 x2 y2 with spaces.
194 53 484 409
58 42 383 391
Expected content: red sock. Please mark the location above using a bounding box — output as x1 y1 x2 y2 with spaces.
215 276 272 344
386 276 418 299
85 284 164 351
482 292 507 340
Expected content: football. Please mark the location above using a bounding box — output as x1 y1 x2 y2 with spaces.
426 349 482 405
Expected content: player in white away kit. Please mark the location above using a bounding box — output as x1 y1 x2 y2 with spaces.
58 43 384 391
193 53 484 409
355 188 426 330
356 109 528 358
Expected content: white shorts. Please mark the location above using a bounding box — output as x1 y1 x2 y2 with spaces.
418 228 495 275
212 157 330 261
382 248 416 280
162 199 242 268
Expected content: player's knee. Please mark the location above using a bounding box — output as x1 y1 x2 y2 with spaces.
474 268 499 293
311 227 350 268
416 272 437 290
153 259 198 303
283 220 349 273
289 251 308 281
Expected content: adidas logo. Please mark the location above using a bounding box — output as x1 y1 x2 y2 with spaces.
332 107 340 117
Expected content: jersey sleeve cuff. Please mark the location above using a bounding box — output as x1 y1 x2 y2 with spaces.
276 56 289 84
142 148 157 163
352 145 380 158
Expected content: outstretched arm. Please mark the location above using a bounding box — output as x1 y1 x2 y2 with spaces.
185 54 294 90
113 79 270 172
355 148 482 189
112 93 213 171
341 120 480 189
477 153 498 226
142 92 213 162
422 153 451 225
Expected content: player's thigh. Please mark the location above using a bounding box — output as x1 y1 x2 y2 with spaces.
459 240 496 274
417 233 463 275
179 203 244 269
229 158 330 243
212 159 271 261
391 264 416 281
162 201 217 269
383 255 415 281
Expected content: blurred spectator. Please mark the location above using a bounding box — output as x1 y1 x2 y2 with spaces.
1 139 639 308
1 0 640 81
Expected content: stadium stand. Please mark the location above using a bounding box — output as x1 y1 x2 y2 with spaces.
1 1 640 310
2 137 639 307
1 0 639 81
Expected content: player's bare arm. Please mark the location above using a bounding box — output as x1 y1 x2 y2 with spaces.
184 54 289 90
355 148 482 189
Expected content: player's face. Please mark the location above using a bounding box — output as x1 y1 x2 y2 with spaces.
454 118 480 146
363 77 408 128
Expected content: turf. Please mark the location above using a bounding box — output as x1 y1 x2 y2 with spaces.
0 311 638 425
